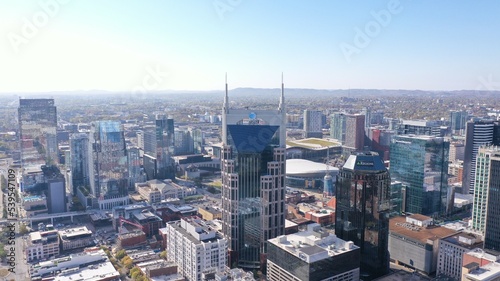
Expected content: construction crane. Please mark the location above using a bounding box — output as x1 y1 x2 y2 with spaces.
119 217 144 234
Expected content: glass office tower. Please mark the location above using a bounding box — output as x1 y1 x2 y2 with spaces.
18 99 58 167
335 152 390 280
143 115 175 180
390 135 450 216
90 121 129 209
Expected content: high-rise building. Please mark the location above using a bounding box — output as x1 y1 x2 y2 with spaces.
303 109 323 138
330 113 346 143
89 121 129 210
471 146 500 251
174 128 194 155
143 115 175 180
43 165 67 214
462 120 499 194
450 111 468 134
221 78 286 269
335 152 391 280
396 120 444 137
191 127 203 154
361 107 371 128
69 133 90 195
166 217 227 281
267 223 360 281
449 141 465 162
390 135 450 216
345 114 365 151
18 99 58 168
127 146 145 190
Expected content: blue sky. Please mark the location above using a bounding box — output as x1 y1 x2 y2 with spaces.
1 0 499 92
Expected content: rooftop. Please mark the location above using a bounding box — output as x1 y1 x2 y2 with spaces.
53 261 119 281
286 138 341 149
389 216 458 244
286 159 338 175
465 262 500 281
268 223 358 264
343 152 387 172
59 226 92 239
442 232 483 249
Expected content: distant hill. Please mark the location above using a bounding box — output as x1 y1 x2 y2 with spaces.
2 88 499 99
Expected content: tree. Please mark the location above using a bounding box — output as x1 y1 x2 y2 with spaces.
122 256 133 269
0 243 6 261
115 249 126 260
19 224 29 235
159 250 167 260
131 270 141 279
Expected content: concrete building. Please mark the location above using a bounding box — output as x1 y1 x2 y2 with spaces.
43 165 67 214
303 109 323 138
267 223 360 281
29 248 112 279
344 114 365 150
52 260 119 281
396 120 445 137
221 80 286 269
117 230 147 249
58 226 94 251
136 259 184 280
388 215 458 275
26 228 60 262
22 194 48 217
198 206 222 221
166 217 228 281
450 141 465 162
135 179 196 204
471 146 500 251
462 261 500 281
436 232 484 280
462 248 500 270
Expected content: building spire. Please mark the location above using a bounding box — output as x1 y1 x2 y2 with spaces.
279 72 285 111
224 73 229 112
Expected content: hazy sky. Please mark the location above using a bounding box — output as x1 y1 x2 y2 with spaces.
1 0 499 93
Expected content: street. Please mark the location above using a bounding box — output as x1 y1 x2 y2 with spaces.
15 222 29 281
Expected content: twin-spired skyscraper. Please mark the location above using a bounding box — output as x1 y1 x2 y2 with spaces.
221 79 286 269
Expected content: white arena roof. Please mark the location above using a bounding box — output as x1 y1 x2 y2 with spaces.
286 159 338 176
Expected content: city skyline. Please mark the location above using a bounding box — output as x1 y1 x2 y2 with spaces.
1 1 500 93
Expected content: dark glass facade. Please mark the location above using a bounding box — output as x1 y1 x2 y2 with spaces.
222 124 285 268
335 152 390 280
267 242 360 281
70 133 90 195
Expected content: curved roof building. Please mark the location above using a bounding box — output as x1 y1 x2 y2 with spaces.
286 159 338 190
